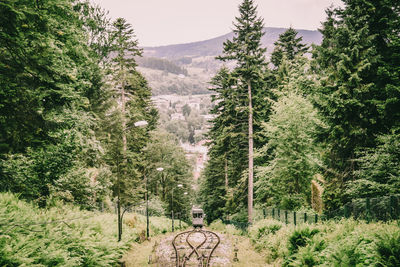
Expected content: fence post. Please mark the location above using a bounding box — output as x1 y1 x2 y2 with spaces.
293 211 297 226
272 208 275 219
263 208 266 219
314 214 318 224
366 198 371 222
285 210 288 224
304 213 307 224
278 209 280 221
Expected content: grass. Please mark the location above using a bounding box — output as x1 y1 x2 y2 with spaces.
0 192 187 266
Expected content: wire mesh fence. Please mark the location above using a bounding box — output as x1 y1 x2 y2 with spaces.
222 195 400 230
261 194 400 226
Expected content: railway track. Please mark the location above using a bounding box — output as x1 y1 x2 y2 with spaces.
171 228 220 267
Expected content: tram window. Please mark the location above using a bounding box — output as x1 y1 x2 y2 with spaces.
193 213 202 218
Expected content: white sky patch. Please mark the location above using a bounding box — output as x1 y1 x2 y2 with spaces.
93 0 343 46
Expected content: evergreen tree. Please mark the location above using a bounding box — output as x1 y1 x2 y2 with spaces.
346 131 400 199
0 0 109 207
103 17 156 240
312 0 400 210
215 0 269 222
270 27 308 69
202 67 249 220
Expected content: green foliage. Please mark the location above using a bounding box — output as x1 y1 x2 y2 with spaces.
143 130 193 216
0 192 182 266
200 0 272 220
375 230 400 267
287 228 319 254
0 192 134 266
312 0 400 210
346 131 400 199
248 218 400 266
271 27 308 68
0 0 102 154
255 90 323 207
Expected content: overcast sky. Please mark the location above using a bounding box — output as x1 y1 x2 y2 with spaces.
94 0 343 47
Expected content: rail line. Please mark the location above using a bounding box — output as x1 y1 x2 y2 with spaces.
172 228 220 267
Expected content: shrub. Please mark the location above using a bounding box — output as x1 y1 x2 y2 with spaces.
375 230 400 267
288 227 319 254
0 192 184 266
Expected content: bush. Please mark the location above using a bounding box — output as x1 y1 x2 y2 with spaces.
288 227 319 254
375 230 400 267
248 217 400 266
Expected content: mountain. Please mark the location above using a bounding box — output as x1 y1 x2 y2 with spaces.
142 27 321 59
138 27 322 95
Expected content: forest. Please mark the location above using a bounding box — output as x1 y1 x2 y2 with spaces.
199 0 400 223
0 0 400 265
0 0 194 226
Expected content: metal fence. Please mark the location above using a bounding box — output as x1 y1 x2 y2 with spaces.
263 195 400 225
222 195 400 230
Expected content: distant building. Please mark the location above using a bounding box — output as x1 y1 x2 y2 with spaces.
171 113 185 121
201 114 216 121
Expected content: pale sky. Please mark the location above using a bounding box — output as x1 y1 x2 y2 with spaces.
94 0 343 47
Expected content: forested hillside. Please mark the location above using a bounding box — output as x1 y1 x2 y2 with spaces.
138 27 322 95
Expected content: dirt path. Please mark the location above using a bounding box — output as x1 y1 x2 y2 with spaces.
122 228 267 267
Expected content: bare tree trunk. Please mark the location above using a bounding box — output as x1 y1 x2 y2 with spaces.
121 80 127 159
247 80 254 224
224 153 229 190
118 77 127 242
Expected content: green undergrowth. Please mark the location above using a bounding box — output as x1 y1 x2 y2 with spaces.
209 219 242 235
0 192 187 266
248 218 400 266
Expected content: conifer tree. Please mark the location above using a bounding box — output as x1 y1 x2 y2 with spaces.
104 18 156 240
270 27 308 69
313 0 400 210
215 0 268 223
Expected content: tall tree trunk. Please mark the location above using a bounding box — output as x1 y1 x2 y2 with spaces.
118 76 127 242
224 153 229 190
247 80 254 224
121 80 127 160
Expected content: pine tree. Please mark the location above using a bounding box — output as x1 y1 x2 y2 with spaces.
270 27 308 69
104 17 154 241
215 0 268 223
201 67 247 220
312 0 400 210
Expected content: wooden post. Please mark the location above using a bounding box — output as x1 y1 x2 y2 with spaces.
304 213 307 224
293 212 297 226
